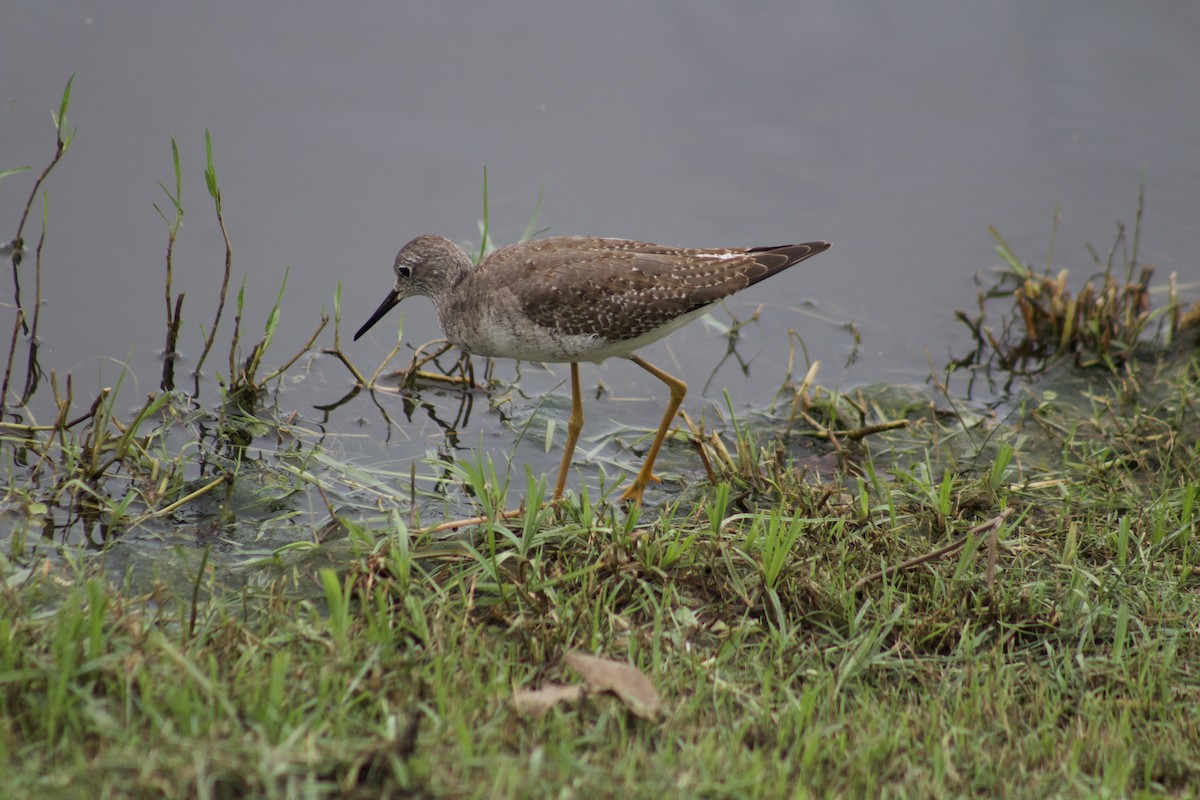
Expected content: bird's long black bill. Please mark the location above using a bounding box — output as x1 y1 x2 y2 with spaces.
353 290 401 341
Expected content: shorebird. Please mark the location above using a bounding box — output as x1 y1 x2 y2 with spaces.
354 235 830 504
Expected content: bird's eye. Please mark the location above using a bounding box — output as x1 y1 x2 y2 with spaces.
397 265 412 278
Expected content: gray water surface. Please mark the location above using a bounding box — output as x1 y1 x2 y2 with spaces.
3 2 1198 496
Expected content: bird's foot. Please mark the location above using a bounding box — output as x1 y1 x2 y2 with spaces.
617 472 662 505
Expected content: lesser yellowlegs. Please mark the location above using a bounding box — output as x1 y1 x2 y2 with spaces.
354 235 830 504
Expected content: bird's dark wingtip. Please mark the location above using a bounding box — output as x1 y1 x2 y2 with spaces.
740 240 830 286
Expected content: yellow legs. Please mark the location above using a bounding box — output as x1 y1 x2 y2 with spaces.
552 363 586 501
550 355 688 506
619 355 688 504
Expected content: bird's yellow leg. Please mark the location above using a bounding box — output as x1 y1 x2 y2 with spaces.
619 354 687 505
553 363 585 500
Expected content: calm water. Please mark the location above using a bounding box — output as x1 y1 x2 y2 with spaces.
3 2 1199 492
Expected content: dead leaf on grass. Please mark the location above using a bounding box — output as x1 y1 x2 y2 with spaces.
512 683 585 718
563 651 662 720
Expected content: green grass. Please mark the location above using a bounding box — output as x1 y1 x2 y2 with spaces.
3 81 1200 798
4 403 1200 798
5 347 1200 797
